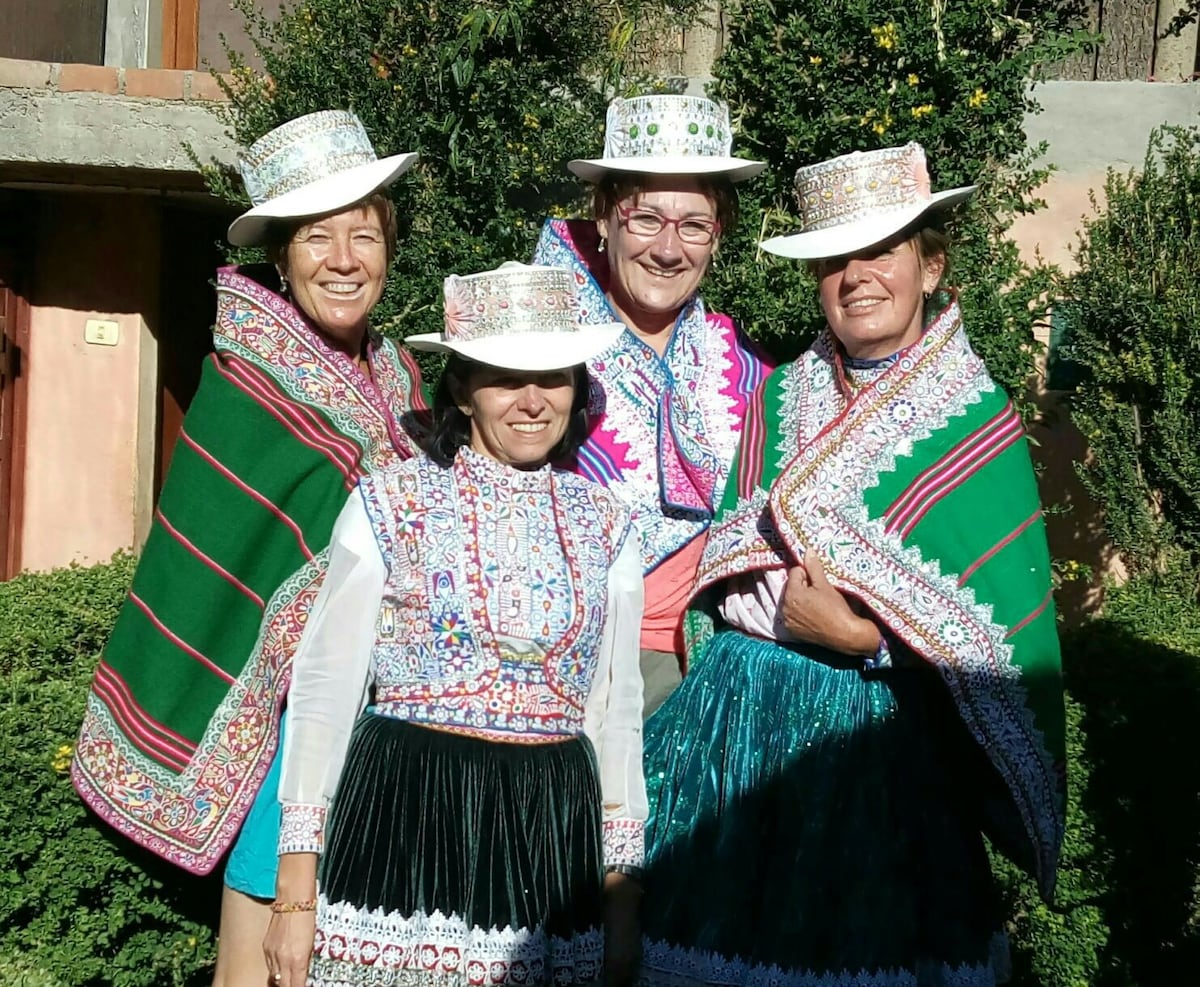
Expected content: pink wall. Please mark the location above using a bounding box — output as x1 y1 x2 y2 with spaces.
20 192 158 572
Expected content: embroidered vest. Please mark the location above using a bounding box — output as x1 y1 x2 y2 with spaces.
359 450 630 740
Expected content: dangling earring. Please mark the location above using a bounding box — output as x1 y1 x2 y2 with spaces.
597 236 607 254
923 290 931 301
278 270 289 295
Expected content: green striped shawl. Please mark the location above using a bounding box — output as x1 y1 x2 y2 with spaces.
71 266 426 875
689 294 1065 899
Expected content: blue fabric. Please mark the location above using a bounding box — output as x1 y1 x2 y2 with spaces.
223 711 287 898
640 629 1001 986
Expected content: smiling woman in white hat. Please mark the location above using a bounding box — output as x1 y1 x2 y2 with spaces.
534 94 773 722
263 262 647 987
70 109 428 987
638 142 1065 987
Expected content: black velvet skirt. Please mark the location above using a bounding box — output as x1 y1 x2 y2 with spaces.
311 713 605 987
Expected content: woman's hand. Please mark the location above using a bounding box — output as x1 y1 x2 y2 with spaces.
603 871 642 987
263 909 317 987
264 853 319 986
779 550 881 657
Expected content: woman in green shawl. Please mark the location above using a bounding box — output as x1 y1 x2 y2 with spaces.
638 143 1065 987
71 110 427 987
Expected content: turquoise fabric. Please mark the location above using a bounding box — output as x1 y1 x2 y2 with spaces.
641 630 1003 986
223 711 287 899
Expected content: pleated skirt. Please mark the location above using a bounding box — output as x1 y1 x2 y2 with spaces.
639 630 1003 987
312 713 605 987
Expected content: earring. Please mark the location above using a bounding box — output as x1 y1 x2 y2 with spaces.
278 271 289 295
597 236 607 254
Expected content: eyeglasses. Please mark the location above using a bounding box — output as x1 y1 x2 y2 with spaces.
615 205 720 245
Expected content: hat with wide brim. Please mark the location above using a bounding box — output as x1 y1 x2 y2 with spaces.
568 94 765 184
227 110 418 247
760 143 975 260
405 263 624 372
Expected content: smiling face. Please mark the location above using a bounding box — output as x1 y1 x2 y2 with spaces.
280 202 390 356
816 233 946 360
596 176 719 343
457 365 578 470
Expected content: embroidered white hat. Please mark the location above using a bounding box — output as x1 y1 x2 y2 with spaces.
760 142 976 260
227 110 418 247
406 263 624 371
568 95 765 183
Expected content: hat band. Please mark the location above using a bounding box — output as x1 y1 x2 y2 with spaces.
445 309 586 343
255 148 378 204
798 182 926 233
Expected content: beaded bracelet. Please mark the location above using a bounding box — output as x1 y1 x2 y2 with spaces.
270 899 317 914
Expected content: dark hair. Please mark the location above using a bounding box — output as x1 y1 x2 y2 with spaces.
591 172 740 236
265 192 399 271
424 354 592 468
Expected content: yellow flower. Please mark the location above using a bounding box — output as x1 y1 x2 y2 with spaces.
523 113 541 130
910 104 935 119
871 23 897 51
809 55 823 66
401 44 418 58
907 73 920 86
871 110 893 136
968 88 988 109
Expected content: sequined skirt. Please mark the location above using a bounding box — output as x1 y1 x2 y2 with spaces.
313 714 605 987
639 630 1003 987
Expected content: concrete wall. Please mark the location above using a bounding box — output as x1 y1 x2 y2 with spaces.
20 194 159 571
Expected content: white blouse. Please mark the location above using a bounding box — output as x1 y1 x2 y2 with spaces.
278 488 648 864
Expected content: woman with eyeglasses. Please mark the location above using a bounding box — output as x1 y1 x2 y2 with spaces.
534 95 772 721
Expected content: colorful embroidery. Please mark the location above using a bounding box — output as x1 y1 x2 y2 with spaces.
359 450 630 741
72 266 422 875
313 899 603 987
602 817 645 868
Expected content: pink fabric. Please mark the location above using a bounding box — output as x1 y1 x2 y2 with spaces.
641 535 708 658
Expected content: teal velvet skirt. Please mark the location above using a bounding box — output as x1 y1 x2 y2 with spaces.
312 714 605 987
640 630 1003 987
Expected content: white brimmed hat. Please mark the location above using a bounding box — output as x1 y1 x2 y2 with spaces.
760 142 976 260
227 110 418 247
406 263 623 372
568 95 765 184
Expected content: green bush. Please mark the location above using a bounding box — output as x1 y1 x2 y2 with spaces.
1062 126 1200 585
993 576 1200 986
207 0 700 377
703 0 1092 399
0 556 220 987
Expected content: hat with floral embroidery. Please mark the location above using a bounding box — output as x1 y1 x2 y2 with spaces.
405 263 624 371
759 142 975 260
227 110 418 247
568 95 765 183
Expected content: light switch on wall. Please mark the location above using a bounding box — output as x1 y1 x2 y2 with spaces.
84 319 120 346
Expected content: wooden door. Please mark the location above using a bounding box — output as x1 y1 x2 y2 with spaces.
0 250 30 579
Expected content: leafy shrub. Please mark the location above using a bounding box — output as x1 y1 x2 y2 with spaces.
1062 126 1200 585
207 0 699 376
993 576 1200 986
0 556 220 987
703 0 1092 400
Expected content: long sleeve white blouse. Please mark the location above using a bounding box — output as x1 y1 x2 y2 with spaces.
278 489 647 865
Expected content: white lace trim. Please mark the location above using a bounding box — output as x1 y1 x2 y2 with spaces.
639 938 997 987
312 897 603 987
278 802 325 855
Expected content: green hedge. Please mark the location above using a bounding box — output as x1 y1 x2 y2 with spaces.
5 559 1199 985
0 556 220 987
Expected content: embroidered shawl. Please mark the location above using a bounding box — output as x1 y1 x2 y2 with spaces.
71 265 427 875
533 218 771 572
690 294 1065 900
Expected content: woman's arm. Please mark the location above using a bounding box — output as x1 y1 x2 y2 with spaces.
582 533 646 987
264 491 386 987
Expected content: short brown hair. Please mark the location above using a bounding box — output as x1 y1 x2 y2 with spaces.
265 192 399 272
591 173 740 237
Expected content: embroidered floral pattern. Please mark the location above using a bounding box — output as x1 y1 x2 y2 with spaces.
359 450 630 741
312 899 603 987
602 817 645 868
238 111 378 205
279 802 326 855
